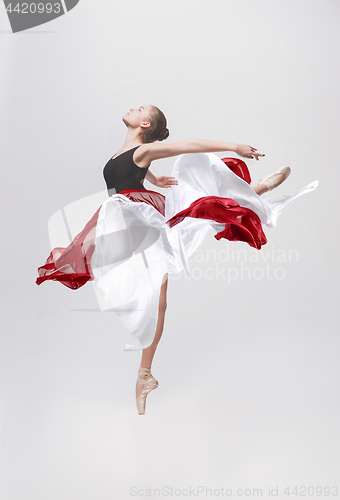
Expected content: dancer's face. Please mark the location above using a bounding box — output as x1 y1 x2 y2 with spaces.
122 105 152 130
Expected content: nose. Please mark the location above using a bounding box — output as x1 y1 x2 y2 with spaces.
130 108 134 112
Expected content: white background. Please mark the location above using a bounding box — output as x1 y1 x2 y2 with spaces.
1 0 339 498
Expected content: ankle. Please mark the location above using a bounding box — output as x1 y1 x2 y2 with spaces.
253 184 269 196
138 365 152 379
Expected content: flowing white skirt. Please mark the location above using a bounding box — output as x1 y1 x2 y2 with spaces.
89 153 318 351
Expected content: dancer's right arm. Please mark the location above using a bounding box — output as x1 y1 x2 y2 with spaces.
135 140 264 167
145 169 178 188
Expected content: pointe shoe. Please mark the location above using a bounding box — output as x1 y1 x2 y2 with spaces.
136 366 159 415
258 166 291 192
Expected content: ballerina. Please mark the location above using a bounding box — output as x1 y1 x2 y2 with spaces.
36 104 318 415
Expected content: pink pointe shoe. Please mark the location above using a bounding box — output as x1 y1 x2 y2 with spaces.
258 166 291 192
136 366 159 415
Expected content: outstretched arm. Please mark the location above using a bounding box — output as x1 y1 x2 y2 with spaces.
135 139 264 167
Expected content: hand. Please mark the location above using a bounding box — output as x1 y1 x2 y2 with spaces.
155 175 179 188
235 144 265 161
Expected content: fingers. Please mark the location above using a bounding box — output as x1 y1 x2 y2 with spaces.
163 176 178 187
249 146 266 158
250 152 265 160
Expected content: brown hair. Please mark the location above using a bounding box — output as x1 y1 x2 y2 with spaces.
140 105 169 143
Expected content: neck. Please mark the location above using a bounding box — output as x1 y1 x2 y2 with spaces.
121 127 143 150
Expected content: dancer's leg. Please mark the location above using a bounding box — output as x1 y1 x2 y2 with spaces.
136 273 168 400
252 184 268 196
252 168 291 196
140 273 168 370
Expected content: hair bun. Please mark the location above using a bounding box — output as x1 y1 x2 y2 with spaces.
158 127 169 141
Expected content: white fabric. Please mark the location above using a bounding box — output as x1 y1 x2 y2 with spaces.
90 153 318 351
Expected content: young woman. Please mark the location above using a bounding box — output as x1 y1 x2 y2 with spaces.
36 104 318 415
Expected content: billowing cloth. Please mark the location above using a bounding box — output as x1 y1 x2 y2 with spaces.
36 153 318 350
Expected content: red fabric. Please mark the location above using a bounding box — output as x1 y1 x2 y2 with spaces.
119 188 166 216
35 189 166 290
221 157 252 184
165 196 267 249
164 158 265 249
36 161 263 291
36 207 102 290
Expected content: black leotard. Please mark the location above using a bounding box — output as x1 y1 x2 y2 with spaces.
103 146 150 196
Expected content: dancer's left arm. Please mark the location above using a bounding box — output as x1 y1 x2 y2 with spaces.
135 139 264 166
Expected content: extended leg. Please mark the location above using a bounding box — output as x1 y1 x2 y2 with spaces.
252 167 291 196
140 273 168 369
135 273 169 413
252 183 269 196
